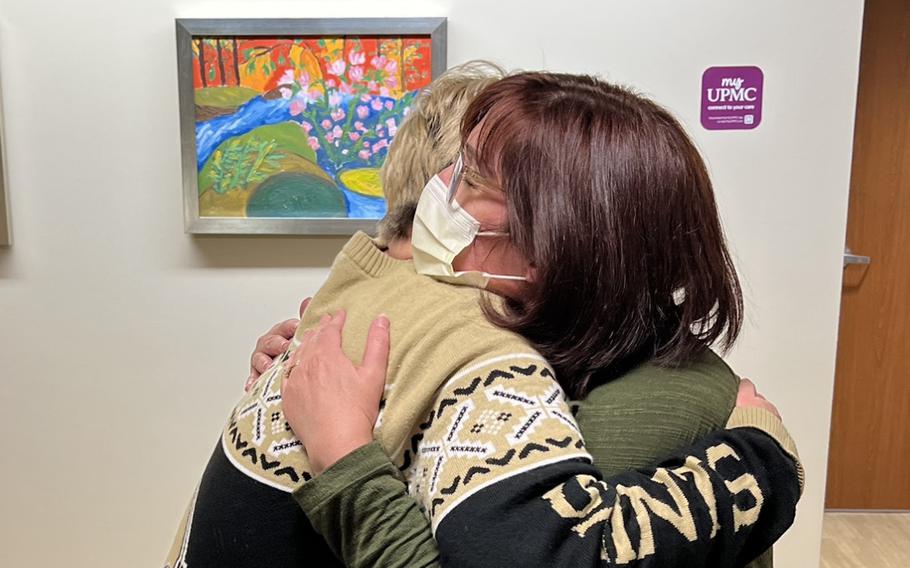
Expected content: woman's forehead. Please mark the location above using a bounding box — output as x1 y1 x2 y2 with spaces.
463 116 488 163
462 124 500 184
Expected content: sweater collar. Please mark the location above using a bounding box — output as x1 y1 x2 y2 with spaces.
342 231 410 277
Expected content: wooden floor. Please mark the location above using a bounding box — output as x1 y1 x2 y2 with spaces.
820 512 910 567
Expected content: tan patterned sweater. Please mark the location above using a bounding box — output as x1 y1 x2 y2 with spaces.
166 232 587 568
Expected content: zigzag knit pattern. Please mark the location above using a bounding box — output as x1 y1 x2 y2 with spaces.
400 359 590 529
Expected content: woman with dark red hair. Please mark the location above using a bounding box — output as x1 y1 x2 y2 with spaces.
250 72 795 567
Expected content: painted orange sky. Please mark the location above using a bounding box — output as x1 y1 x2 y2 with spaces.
191 36 433 97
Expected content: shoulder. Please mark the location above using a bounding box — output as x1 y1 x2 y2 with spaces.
395 278 536 360
572 350 740 475
582 349 739 431
591 348 736 398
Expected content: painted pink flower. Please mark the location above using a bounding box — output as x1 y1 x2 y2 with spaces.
367 80 379 91
321 119 332 129
356 105 369 119
325 132 335 143
332 125 343 139
358 149 372 160
328 90 343 108
371 55 387 69
384 100 394 111
363 141 370 148
308 136 320 151
279 68 296 86
349 50 366 65
289 99 306 116
360 94 371 102
384 59 398 74
339 82 354 96
379 87 390 97
385 117 397 136
348 132 361 141
278 86 293 100
331 108 346 122
348 65 364 82
354 121 366 132
295 89 318 108
326 78 337 88
300 121 313 133
370 98 384 111
327 59 346 76
308 87 323 101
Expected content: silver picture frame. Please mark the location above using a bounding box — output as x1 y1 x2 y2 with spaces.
176 17 447 235
0 85 9 247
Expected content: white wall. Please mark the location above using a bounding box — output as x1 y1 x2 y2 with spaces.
0 0 863 565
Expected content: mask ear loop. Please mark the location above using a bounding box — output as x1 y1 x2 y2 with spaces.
479 273 528 281
470 230 516 274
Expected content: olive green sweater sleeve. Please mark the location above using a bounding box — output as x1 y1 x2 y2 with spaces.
294 441 440 568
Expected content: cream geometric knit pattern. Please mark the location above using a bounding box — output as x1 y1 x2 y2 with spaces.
401 353 590 532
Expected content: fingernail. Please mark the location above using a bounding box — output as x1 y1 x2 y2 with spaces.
376 314 390 329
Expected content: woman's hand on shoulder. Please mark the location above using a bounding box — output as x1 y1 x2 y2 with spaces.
245 298 310 391
281 310 391 475
735 378 781 419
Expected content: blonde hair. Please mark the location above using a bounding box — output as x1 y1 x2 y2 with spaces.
377 60 506 242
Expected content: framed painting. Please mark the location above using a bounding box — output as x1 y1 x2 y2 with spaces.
176 18 446 235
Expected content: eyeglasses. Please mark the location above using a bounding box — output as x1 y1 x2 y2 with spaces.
446 151 509 237
446 151 465 205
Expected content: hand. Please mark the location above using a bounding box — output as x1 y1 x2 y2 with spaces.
245 298 310 391
281 310 391 475
736 378 781 419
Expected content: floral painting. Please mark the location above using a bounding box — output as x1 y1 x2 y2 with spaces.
191 35 434 221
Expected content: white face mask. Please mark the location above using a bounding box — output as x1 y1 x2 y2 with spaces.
410 174 529 289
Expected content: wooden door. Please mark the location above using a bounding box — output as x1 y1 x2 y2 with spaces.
825 0 910 510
